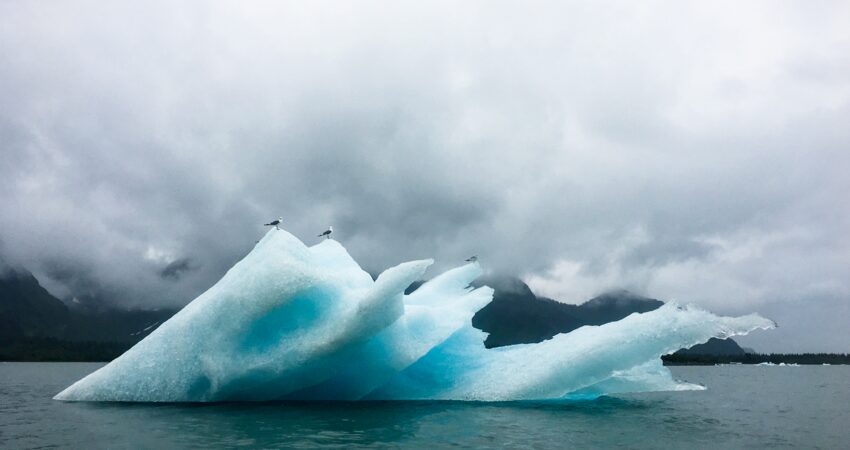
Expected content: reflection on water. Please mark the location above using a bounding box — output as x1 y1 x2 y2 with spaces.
62 396 662 448
2 362 849 449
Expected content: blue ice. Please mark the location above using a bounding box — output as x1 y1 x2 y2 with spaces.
55 229 774 402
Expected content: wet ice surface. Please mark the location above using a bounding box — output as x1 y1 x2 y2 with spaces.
56 229 773 402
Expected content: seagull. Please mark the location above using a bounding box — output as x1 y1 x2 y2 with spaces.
264 217 283 230
465 255 478 262
318 226 333 239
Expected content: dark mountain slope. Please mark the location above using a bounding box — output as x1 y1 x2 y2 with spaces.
577 289 664 324
471 277 586 347
0 269 70 339
0 267 177 345
470 276 743 355
2 265 746 361
677 337 746 355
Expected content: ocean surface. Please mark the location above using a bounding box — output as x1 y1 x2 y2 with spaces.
1 363 847 449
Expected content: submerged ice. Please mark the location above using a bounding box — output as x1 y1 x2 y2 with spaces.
55 229 774 402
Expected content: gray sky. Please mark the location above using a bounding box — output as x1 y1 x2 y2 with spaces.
1 1 848 352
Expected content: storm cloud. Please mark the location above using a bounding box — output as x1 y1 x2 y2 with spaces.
1 1 848 351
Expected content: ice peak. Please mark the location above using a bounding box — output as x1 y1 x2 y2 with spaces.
54 226 774 403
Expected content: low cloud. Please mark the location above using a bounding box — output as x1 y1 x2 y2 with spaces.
1 1 848 350
159 258 197 281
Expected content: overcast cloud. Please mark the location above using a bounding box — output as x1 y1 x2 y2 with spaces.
1 1 848 351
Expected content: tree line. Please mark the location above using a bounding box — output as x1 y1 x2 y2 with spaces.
662 352 850 365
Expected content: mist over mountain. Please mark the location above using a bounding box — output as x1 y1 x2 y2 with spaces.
468 276 747 356
0 267 70 339
0 266 177 345
471 283 663 348
413 274 749 354
1 0 849 355
2 264 752 361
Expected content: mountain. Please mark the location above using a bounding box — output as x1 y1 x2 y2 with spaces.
0 268 70 339
577 289 665 323
0 267 177 345
677 337 747 355
2 265 745 360
470 278 664 348
470 277 587 347
469 276 743 355
65 307 178 344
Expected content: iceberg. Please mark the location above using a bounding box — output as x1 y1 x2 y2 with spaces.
55 228 774 402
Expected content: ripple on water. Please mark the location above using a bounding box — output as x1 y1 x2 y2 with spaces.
1 363 849 449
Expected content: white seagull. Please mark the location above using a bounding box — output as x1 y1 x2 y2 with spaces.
465 255 478 262
264 217 283 230
318 226 333 239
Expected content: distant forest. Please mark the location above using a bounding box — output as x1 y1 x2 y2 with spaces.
662 353 850 365
0 338 132 362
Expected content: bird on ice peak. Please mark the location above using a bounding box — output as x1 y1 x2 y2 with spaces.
318 226 333 239
264 217 283 230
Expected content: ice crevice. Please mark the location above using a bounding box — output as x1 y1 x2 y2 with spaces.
55 228 774 402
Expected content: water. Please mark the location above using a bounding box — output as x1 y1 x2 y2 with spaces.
1 363 847 449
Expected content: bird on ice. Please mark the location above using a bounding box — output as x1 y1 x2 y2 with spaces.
318 226 333 239
465 256 478 262
264 217 283 230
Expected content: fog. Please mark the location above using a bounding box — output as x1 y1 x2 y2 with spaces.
1 1 848 351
